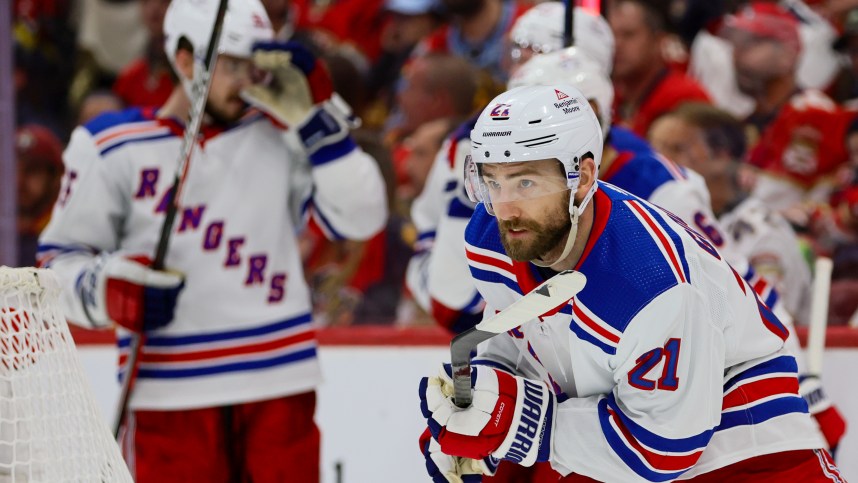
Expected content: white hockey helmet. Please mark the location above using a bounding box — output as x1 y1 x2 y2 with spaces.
163 0 274 72
468 84 602 213
509 3 615 76
467 84 603 266
508 47 614 137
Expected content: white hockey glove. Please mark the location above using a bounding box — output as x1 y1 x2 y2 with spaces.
76 253 184 333
242 41 360 164
418 364 556 468
420 427 498 483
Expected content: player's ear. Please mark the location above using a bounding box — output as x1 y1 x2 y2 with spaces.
174 42 195 80
575 154 597 203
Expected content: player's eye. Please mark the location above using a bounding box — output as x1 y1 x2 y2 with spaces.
485 179 501 191
519 179 534 189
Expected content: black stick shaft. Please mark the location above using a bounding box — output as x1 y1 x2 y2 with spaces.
564 0 575 48
113 0 230 439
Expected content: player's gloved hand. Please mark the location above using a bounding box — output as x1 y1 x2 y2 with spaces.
418 363 556 467
800 376 847 454
76 253 184 333
242 41 359 163
419 427 498 483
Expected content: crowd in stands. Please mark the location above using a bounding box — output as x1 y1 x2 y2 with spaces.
12 0 858 327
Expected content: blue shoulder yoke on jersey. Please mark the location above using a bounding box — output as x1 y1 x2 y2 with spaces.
604 132 688 201
464 183 691 354
608 125 654 155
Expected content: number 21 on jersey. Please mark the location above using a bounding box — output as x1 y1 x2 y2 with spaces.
627 338 681 391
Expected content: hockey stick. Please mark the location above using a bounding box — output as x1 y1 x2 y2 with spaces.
112 0 230 438
806 257 833 377
451 270 586 408
564 0 575 48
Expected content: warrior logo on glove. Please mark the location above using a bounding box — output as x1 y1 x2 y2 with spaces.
419 365 555 469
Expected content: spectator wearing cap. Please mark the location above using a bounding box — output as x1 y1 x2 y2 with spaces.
16 125 64 267
609 0 712 137
722 1 805 132
722 1 853 213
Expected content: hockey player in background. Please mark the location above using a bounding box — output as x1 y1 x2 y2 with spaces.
418 84 841 482
649 102 847 455
36 0 386 481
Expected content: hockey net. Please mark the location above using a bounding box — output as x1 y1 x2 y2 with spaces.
0 267 132 482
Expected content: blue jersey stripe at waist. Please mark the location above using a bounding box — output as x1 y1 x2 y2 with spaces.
117 313 313 347
137 346 317 379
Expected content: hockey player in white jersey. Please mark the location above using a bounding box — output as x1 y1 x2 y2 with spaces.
37 0 386 481
649 103 847 456
406 6 616 337
418 84 840 483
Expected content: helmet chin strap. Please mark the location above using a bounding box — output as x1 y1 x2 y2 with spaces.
531 183 596 269
531 206 580 268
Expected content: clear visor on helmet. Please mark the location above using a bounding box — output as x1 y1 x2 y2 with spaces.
464 154 572 216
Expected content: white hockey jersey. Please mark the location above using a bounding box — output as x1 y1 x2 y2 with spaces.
406 117 485 332
38 107 387 410
408 125 738 333
464 182 823 482
720 197 812 324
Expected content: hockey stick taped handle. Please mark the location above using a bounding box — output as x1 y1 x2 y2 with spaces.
450 270 586 408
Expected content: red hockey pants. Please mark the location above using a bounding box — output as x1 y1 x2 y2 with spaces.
488 449 844 482
122 391 320 483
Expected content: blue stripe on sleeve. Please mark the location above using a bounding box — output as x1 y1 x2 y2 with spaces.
723 355 797 393
308 137 357 166
311 201 346 241
716 396 808 431
598 399 690 482
764 289 779 309
605 394 713 453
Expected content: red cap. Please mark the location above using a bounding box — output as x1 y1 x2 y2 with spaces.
721 2 801 52
16 124 63 169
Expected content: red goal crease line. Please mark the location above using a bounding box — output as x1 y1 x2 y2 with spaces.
64 325 858 348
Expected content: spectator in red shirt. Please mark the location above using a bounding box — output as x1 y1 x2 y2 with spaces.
722 1 852 212
112 0 174 108
609 0 711 137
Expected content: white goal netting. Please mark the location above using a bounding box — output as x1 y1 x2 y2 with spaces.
0 267 132 482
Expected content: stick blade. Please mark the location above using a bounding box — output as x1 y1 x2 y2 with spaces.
475 270 586 334
450 270 586 407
